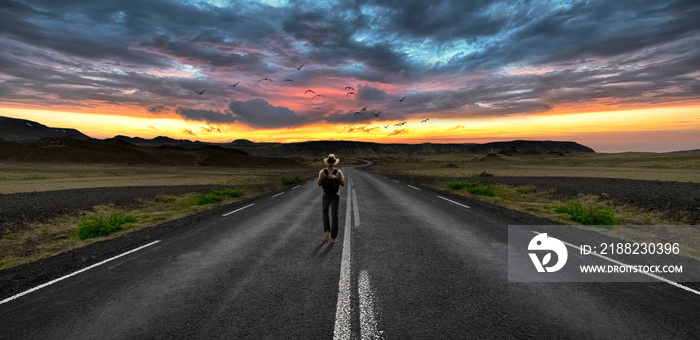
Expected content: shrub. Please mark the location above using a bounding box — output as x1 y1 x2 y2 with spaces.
281 176 303 186
478 171 495 177
447 181 498 197
555 201 617 226
75 211 136 240
195 188 245 206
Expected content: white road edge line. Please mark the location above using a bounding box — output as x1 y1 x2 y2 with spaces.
291 185 301 190
359 270 382 340
0 240 161 305
271 192 285 198
222 203 255 217
392 179 400 183
334 179 353 340
407 185 421 191
437 196 470 209
531 231 700 296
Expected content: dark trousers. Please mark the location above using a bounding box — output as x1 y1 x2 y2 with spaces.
322 193 340 239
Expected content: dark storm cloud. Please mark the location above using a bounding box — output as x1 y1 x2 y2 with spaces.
228 98 305 128
0 0 698 124
356 85 390 101
175 107 236 123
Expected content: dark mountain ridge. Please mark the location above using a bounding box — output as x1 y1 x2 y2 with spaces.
1 116 596 159
0 116 90 141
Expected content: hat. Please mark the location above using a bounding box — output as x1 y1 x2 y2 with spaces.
324 153 340 166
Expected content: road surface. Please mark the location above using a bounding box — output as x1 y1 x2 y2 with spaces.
1 165 699 339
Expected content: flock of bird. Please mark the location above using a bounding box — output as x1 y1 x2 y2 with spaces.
193 63 432 130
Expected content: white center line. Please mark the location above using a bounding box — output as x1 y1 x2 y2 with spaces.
0 240 161 305
359 270 382 340
392 179 400 183
222 203 255 217
352 188 360 229
437 195 470 209
407 185 421 191
334 181 353 340
271 192 285 198
531 231 700 296
291 185 301 190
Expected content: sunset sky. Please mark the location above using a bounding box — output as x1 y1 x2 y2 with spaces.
1 0 698 152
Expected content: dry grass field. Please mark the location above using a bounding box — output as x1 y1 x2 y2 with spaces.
0 161 318 269
364 151 700 260
0 162 317 194
366 152 700 183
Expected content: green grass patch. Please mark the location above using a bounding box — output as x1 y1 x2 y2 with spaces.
75 211 136 240
281 176 304 186
478 171 495 177
195 188 245 205
447 181 498 197
555 201 618 226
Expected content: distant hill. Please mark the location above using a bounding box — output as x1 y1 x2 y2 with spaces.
111 135 208 149
0 116 597 158
0 137 303 167
270 140 595 157
0 116 90 141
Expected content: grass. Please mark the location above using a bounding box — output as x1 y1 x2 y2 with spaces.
447 181 498 197
195 188 245 205
0 187 255 270
281 176 304 186
555 201 618 226
75 211 137 240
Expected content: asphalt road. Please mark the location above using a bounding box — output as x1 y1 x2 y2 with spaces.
1 164 699 339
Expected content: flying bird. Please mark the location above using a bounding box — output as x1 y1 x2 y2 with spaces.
421 119 430 123
394 123 402 126
345 86 355 91
371 111 381 117
395 96 407 102
284 79 294 82
294 64 305 70
259 77 273 81
195 90 205 95
312 94 323 99
361 106 367 111
401 121 407 125
383 125 389 129
229 82 239 87
346 92 355 97
354 112 362 116
304 89 316 94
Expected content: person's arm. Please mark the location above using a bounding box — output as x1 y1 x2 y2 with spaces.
340 171 346 186
317 170 323 186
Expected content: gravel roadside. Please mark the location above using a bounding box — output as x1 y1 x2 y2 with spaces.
0 185 239 237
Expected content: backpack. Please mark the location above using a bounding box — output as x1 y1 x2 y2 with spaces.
322 168 340 195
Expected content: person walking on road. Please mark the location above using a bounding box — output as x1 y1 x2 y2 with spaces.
318 154 345 243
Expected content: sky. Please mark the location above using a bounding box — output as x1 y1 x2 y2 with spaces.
0 0 699 152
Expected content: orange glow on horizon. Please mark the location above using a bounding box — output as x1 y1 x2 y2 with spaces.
1 104 698 152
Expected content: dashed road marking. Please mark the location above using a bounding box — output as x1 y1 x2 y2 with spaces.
392 179 399 183
407 185 421 191
292 185 301 190
222 203 255 217
437 196 470 209
359 270 382 340
271 192 285 198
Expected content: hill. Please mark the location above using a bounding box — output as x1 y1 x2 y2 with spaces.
0 116 90 141
238 140 596 157
0 138 302 167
